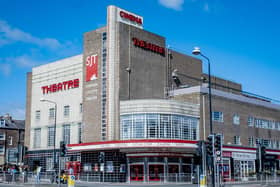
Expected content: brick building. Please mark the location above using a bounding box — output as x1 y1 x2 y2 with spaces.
24 5 280 182
0 114 25 166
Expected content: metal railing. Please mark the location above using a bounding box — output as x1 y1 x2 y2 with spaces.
0 171 279 185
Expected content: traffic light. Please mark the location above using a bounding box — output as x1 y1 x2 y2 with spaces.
206 135 214 156
60 141 66 157
261 146 266 161
194 141 203 165
214 134 222 152
99 152 105 163
215 134 223 163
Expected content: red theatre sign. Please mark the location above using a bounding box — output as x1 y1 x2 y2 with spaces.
120 11 142 25
132 37 165 56
86 54 98 82
41 79 79 94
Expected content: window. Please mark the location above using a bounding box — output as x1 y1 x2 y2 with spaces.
78 123 82 143
212 111 223 122
7 148 17 162
0 145 4 154
34 128 41 148
147 114 158 138
64 105 70 117
80 103 83 113
0 119 5 127
233 114 240 125
35 110 41 120
49 108 55 120
0 132 5 140
255 138 261 146
233 136 241 145
120 113 198 140
263 139 271 148
133 114 145 139
63 124 70 144
247 116 254 126
8 136 13 145
48 127 55 147
248 136 254 147
172 115 181 139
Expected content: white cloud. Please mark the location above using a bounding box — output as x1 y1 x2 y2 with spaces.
0 55 40 76
159 0 184 11
0 107 25 120
0 63 11 76
0 20 61 50
10 108 25 120
8 55 38 68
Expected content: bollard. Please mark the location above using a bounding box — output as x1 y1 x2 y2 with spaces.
68 175 75 187
200 174 207 187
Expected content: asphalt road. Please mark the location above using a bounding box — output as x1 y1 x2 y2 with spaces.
0 182 279 187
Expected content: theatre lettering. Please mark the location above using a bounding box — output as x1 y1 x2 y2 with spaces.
41 79 79 94
132 37 165 56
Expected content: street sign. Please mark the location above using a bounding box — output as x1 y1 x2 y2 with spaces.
100 163 104 172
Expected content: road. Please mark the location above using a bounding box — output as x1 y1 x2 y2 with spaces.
0 182 279 187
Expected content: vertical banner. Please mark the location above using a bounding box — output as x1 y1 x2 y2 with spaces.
86 54 98 82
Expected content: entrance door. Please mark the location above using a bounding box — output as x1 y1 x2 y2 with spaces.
240 161 249 179
148 164 164 181
130 165 144 181
168 164 179 182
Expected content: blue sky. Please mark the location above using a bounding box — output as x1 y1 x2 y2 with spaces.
0 0 279 119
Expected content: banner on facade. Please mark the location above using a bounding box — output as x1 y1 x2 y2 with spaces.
86 54 98 82
232 152 256 160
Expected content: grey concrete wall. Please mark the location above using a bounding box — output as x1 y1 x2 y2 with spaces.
170 51 202 88
82 27 106 142
119 23 167 100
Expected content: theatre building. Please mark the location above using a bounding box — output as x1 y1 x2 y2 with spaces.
24 5 280 182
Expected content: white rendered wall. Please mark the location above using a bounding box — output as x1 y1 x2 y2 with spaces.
30 55 83 150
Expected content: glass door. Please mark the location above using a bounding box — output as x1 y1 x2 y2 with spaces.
130 164 144 181
148 164 164 181
240 161 249 180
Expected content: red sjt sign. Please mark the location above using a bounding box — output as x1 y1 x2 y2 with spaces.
86 54 98 82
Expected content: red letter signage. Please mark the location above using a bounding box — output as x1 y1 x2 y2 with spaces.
119 11 143 25
132 37 165 56
41 79 79 94
86 54 98 82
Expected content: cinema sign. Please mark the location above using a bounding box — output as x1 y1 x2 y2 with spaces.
117 8 143 29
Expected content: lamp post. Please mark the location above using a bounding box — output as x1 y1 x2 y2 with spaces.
192 47 213 134
125 67 131 100
192 47 215 187
40 98 57 171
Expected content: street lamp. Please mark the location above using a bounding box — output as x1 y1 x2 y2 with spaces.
40 98 57 171
192 47 214 187
192 47 213 134
125 67 131 100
